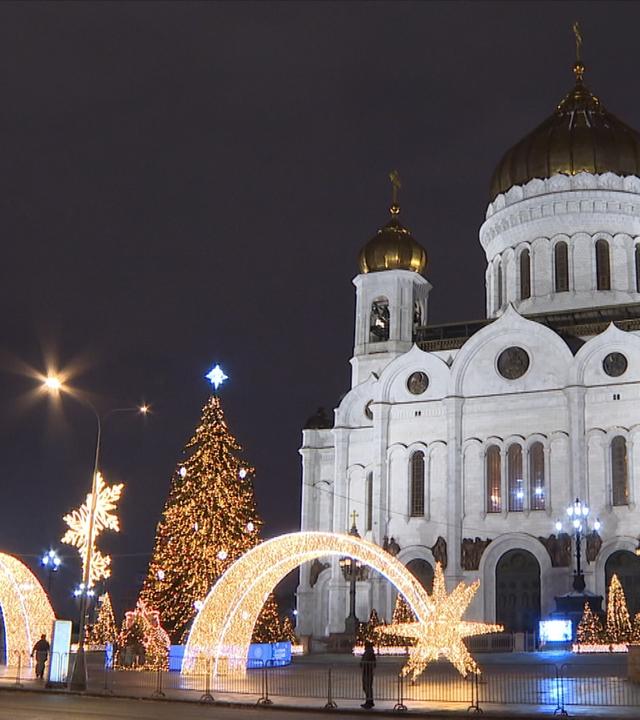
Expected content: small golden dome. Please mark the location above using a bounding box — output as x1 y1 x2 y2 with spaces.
358 204 427 274
490 63 640 200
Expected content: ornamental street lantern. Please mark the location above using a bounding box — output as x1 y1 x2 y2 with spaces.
555 497 601 593
339 511 369 637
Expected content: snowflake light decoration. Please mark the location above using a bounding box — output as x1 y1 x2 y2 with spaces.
61 472 123 587
378 563 503 678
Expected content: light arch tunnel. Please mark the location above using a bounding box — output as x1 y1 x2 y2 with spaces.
183 532 434 677
0 552 55 667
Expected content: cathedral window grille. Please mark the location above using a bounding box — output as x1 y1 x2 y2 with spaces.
596 239 611 291
486 445 502 513
520 249 531 300
507 444 524 512
611 436 629 506
496 260 503 309
365 472 373 532
410 451 425 517
369 297 390 342
554 241 569 292
529 442 545 511
635 244 640 292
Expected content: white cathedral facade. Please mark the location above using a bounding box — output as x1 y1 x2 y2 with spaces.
296 59 640 641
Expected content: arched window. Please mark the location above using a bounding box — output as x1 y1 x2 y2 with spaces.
554 241 569 292
486 445 501 513
611 436 629 506
529 442 545 511
365 472 373 532
635 245 640 292
410 451 425 517
496 260 503 309
596 239 611 291
520 249 531 300
370 297 389 342
507 444 524 512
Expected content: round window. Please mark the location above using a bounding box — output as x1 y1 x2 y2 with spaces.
603 352 628 377
407 371 429 395
497 347 530 380
365 401 373 420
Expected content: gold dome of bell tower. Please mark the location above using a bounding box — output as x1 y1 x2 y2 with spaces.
358 172 427 275
490 24 640 200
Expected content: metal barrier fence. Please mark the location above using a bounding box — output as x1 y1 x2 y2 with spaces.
2 652 640 712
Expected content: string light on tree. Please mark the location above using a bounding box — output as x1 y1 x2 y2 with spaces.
140 370 263 642
87 593 118 647
61 472 123 587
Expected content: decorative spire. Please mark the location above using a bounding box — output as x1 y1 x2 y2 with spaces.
389 170 401 216
572 21 585 82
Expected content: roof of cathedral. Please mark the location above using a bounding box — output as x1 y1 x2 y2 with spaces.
489 62 640 200
358 203 427 275
415 302 640 353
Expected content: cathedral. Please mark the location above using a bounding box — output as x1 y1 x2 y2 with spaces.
296 56 640 642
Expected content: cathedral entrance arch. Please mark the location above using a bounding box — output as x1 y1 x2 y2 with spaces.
406 558 434 592
495 549 540 633
605 550 640 616
0 553 55 667
183 532 434 677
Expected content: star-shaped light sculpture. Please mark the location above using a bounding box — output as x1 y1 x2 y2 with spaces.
206 364 228 390
378 564 502 679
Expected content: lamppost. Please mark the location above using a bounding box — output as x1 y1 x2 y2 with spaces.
555 497 601 593
43 374 148 690
41 549 61 593
339 511 368 638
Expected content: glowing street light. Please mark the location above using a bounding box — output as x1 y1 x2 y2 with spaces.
555 498 601 593
41 372 148 690
40 549 61 593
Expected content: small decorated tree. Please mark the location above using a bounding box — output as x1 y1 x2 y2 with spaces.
606 574 632 643
87 593 118 647
117 600 170 670
252 593 288 643
358 608 382 645
380 595 417 647
576 602 604 645
280 616 297 644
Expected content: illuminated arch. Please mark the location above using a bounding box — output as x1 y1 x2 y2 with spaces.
183 532 433 676
0 552 55 667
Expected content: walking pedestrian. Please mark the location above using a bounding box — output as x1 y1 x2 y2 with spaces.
31 634 50 680
360 639 376 709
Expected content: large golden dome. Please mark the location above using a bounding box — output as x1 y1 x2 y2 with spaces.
490 63 640 200
358 204 427 274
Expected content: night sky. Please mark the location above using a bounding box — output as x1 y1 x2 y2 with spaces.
2 1 640 621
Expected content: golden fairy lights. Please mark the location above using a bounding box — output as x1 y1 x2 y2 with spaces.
61 472 123 587
87 593 118 647
378 563 502 678
182 531 434 677
0 552 55 667
140 395 261 642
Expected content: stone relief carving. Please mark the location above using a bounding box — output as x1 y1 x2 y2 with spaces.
586 530 603 564
461 537 492 571
430 536 447 570
538 533 571 567
382 536 401 556
309 558 329 588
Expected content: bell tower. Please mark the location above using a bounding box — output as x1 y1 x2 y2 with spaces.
351 173 432 387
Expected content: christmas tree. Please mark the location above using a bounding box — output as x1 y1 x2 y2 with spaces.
632 612 640 643
140 387 262 642
606 574 632 643
87 593 118 647
252 593 286 643
385 594 417 647
576 602 604 645
358 608 383 645
280 615 297 644
117 600 170 670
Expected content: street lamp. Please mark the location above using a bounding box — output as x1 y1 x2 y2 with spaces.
40 549 61 593
42 373 148 690
555 497 601 593
339 511 368 638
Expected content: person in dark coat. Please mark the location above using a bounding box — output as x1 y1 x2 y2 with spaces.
31 634 50 680
360 640 376 709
